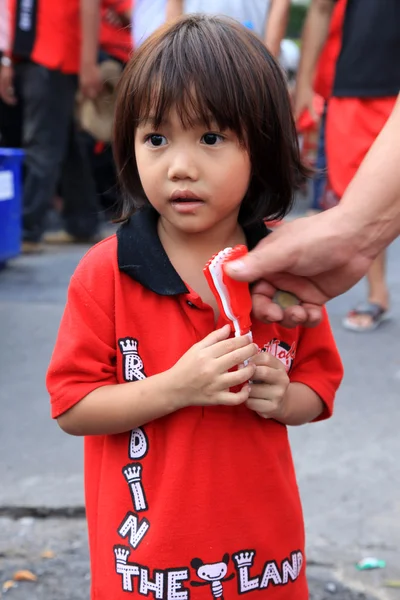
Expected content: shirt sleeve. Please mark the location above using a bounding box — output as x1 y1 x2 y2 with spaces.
46 272 117 419
289 307 343 420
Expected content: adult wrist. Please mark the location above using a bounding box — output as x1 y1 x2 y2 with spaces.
332 201 378 261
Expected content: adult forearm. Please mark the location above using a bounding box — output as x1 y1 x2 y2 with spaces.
166 0 183 21
81 0 101 66
57 372 182 436
278 382 324 426
264 0 290 58
296 0 333 89
339 95 400 260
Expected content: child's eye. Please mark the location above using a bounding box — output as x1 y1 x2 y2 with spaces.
201 133 224 146
145 134 167 147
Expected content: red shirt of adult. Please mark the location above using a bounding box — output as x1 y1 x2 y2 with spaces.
100 0 133 64
313 0 347 100
8 0 80 74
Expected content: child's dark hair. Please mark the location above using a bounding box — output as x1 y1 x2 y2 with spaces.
113 14 310 225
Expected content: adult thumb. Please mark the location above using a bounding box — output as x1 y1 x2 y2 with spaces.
225 237 290 282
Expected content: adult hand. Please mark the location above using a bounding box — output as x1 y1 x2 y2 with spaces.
225 208 373 327
80 62 103 99
0 64 17 105
293 81 316 122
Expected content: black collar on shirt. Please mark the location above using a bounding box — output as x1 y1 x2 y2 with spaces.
117 206 270 296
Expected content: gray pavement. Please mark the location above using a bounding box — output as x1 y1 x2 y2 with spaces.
0 227 399 599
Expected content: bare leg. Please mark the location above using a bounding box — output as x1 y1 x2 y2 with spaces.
367 250 389 307
345 250 389 329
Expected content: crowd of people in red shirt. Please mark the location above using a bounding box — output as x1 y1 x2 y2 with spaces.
0 0 132 251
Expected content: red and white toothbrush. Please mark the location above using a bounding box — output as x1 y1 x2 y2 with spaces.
203 245 253 340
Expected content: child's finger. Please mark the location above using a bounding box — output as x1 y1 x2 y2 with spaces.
210 334 256 359
219 363 256 389
248 383 281 400
218 385 251 406
217 342 258 372
252 365 284 385
250 352 285 369
246 398 272 417
198 324 231 348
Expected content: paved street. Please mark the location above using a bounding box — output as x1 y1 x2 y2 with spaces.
0 223 399 599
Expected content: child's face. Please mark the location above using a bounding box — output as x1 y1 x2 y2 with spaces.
134 107 251 235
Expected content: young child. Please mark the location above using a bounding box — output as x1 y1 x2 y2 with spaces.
47 15 343 600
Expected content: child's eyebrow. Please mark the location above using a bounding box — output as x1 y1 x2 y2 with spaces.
137 117 168 127
137 115 221 129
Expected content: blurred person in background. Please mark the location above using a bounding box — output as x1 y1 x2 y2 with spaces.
166 0 291 59
302 0 346 215
294 0 400 332
0 0 22 148
100 0 132 63
79 0 132 219
0 0 101 252
81 0 166 92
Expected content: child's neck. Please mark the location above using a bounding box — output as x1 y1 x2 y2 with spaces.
157 215 246 265
157 215 246 316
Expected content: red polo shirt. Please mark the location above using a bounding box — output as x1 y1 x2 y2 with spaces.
313 0 346 100
47 208 343 600
100 0 132 63
8 0 80 73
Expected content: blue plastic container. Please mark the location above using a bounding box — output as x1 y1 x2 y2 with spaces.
0 148 24 265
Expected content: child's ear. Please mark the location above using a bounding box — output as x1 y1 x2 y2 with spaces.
191 558 203 569
222 553 229 565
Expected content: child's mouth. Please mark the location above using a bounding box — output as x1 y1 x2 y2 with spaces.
170 197 205 213
172 197 204 203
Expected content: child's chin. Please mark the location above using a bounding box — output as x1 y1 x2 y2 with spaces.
165 214 214 234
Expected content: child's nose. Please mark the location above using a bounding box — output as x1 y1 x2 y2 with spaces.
167 151 199 181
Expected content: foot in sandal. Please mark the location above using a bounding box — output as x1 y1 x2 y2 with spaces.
342 301 390 332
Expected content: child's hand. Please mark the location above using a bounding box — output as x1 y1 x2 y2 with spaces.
245 352 290 420
170 325 258 408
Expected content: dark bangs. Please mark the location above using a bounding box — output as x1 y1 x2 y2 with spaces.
113 15 310 224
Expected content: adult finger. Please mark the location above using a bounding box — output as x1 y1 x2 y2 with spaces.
278 304 323 328
225 235 287 282
303 305 324 326
276 304 310 327
252 292 284 324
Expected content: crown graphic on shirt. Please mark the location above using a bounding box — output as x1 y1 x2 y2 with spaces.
119 338 138 354
123 464 142 483
234 551 255 568
114 546 130 564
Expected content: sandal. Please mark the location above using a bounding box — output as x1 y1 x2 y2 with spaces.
342 302 389 332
